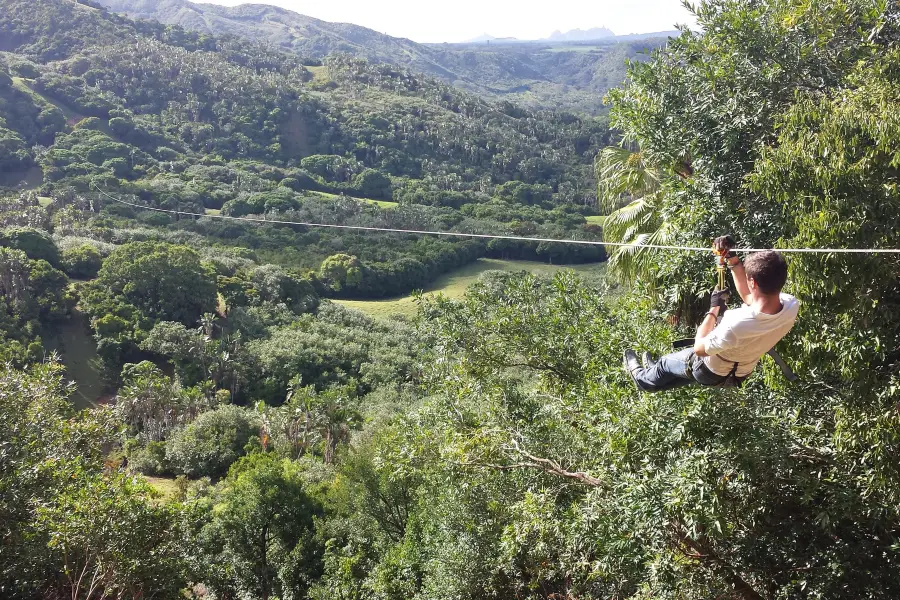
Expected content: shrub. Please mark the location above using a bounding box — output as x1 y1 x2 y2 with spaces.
166 405 259 479
0 227 60 267
126 440 169 476
61 244 102 279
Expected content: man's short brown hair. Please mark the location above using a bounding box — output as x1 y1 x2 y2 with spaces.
745 251 788 295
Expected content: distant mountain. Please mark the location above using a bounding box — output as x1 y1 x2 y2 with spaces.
465 33 521 44
94 0 668 115
546 27 616 42
97 0 440 66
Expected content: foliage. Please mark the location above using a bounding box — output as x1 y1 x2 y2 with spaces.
0 361 188 598
0 227 60 267
26 257 71 321
402 272 900 599
604 0 900 315
60 242 102 278
97 0 661 115
319 253 363 293
259 382 362 464
245 302 420 398
78 240 217 377
32 466 187 599
165 404 260 479
87 240 216 324
595 146 671 284
116 360 215 442
195 452 324 600
3 1 900 599
0 244 71 364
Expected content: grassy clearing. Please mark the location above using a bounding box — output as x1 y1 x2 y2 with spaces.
365 199 399 209
37 196 53 207
143 476 181 502
44 307 107 409
335 258 605 319
13 77 80 123
205 208 222 216
585 215 606 224
306 65 330 83
311 191 399 209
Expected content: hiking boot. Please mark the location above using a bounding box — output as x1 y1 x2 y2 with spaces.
642 351 657 370
623 349 644 390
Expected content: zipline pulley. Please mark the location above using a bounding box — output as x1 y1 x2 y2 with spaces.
713 244 728 290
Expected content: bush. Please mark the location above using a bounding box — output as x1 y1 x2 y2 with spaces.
10 60 40 79
0 228 60 267
73 117 103 131
126 440 169 476
352 169 393 200
61 244 102 279
166 405 259 479
136 211 172 227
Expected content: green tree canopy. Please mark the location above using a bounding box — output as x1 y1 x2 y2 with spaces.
198 452 324 600
92 241 217 325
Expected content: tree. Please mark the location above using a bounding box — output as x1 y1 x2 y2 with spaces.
594 145 669 285
604 0 900 312
319 254 362 294
352 169 393 200
0 246 31 312
407 271 900 598
166 404 259 479
61 243 103 279
90 241 217 325
32 467 188 600
26 258 71 321
250 264 319 313
116 360 207 442
0 227 60 267
201 453 323 600
0 360 188 598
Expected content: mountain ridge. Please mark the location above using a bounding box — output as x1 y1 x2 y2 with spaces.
547 26 616 41
94 0 671 114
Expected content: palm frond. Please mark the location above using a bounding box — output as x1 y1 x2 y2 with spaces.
595 146 661 214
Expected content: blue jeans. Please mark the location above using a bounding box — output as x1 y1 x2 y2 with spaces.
632 348 729 392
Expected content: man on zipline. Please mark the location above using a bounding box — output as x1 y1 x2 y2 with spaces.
624 236 800 391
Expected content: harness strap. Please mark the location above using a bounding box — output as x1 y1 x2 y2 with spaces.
715 359 743 388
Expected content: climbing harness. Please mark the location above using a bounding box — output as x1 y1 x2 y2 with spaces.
668 241 800 383
671 338 796 382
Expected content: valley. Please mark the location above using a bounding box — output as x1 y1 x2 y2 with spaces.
334 258 606 318
2 0 899 599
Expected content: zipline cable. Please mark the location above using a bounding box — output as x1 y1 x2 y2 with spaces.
89 184 900 255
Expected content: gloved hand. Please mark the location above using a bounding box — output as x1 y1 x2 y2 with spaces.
710 286 730 314
714 235 737 259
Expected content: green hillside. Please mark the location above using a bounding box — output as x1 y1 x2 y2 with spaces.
95 0 665 114
0 0 611 301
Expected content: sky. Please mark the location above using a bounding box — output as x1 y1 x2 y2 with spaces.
196 0 697 43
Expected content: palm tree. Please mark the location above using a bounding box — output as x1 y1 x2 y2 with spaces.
595 146 673 285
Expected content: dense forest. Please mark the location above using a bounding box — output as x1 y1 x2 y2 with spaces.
2 0 900 599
